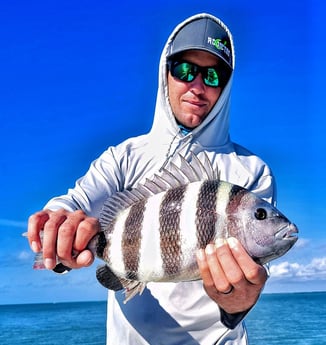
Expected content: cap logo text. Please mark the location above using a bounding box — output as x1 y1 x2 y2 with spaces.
207 37 231 58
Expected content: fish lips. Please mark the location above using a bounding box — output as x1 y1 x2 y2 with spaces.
254 223 299 266
275 223 299 243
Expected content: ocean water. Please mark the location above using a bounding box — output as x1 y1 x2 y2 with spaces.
0 292 325 345
246 292 326 345
0 301 107 345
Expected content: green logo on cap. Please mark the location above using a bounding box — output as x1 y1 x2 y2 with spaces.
208 37 231 58
214 39 227 49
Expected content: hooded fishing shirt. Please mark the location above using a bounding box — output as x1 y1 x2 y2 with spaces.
45 13 276 345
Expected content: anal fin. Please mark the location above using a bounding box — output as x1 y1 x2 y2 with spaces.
123 280 146 304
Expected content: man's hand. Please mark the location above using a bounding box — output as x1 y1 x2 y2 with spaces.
27 209 100 270
196 237 268 314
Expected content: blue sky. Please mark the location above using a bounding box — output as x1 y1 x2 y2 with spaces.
1 0 325 305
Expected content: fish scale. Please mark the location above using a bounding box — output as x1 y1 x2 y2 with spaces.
122 199 145 280
196 180 220 247
159 185 185 277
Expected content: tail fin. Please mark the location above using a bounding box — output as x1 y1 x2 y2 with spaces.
32 252 46 270
22 232 71 274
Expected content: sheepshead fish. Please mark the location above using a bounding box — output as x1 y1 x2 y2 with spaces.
29 153 298 302
88 153 298 302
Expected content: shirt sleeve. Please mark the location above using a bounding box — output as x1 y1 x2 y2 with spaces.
44 146 124 218
219 307 251 329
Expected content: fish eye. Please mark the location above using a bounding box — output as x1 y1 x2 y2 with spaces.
255 208 267 220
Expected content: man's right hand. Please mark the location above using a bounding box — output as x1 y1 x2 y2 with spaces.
27 209 100 270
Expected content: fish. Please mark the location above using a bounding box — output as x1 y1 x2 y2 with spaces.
28 153 298 303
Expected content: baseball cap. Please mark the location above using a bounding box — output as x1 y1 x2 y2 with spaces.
167 17 233 70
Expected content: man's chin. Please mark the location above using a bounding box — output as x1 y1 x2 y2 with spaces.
183 116 205 129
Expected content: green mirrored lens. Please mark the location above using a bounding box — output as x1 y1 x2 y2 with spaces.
173 63 195 82
204 68 219 87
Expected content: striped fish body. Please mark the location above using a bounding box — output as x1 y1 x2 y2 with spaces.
96 180 228 284
90 155 298 302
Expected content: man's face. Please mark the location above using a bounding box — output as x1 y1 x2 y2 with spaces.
167 50 223 129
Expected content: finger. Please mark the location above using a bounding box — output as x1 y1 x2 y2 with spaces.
27 211 50 252
73 216 100 252
200 244 231 293
227 237 268 285
214 238 246 290
56 211 87 264
196 248 214 286
75 250 94 267
42 212 67 269
56 220 77 262
206 239 236 293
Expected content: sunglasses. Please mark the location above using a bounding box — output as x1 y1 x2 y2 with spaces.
167 60 226 88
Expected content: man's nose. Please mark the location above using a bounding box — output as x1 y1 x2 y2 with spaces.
189 73 205 93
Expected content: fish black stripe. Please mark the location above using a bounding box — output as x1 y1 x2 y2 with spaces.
225 184 248 236
122 199 146 280
196 180 220 248
226 184 247 211
97 216 116 263
159 185 186 277
96 230 109 259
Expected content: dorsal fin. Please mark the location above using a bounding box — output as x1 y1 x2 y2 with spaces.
99 152 218 226
189 152 218 180
165 152 218 183
100 189 146 227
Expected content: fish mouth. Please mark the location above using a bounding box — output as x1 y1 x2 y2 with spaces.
275 223 299 242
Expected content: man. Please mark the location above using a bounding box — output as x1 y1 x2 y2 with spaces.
27 13 275 344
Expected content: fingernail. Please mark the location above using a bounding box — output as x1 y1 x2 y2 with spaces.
31 241 40 252
227 237 238 248
205 244 216 255
83 255 94 267
215 238 226 248
44 258 55 270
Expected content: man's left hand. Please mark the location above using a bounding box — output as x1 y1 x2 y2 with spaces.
196 237 268 314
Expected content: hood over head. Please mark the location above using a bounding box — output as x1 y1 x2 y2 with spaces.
167 15 233 70
149 13 235 152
